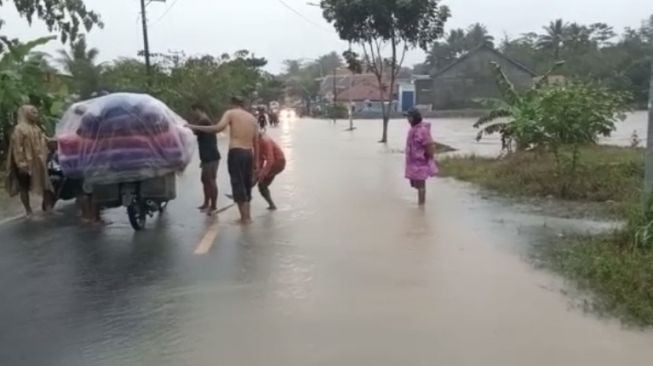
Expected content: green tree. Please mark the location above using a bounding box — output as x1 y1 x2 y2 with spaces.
320 0 450 143
422 24 493 76
256 73 285 104
283 53 343 113
465 23 494 49
0 0 102 44
101 58 152 93
0 36 67 154
538 19 566 60
57 35 102 99
475 62 629 196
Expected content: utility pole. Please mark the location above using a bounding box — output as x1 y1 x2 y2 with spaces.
644 47 653 195
332 68 337 124
140 0 152 82
347 73 356 131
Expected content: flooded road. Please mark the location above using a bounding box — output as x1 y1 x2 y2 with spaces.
1 117 652 365
376 110 649 156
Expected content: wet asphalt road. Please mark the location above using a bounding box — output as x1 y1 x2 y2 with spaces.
1 118 653 366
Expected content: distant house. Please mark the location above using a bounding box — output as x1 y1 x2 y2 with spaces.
319 70 399 113
416 44 536 110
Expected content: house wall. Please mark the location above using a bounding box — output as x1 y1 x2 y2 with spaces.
424 48 533 110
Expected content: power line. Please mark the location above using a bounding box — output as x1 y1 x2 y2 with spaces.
151 0 181 27
275 0 331 33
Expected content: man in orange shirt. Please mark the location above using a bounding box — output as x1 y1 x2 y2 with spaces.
256 132 285 210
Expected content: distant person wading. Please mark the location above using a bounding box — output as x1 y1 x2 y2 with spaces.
404 108 438 206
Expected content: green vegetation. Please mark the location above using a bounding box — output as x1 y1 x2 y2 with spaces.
440 145 643 215
440 54 653 326
0 36 68 156
416 16 653 108
472 62 631 199
0 0 102 44
57 36 102 100
283 52 343 115
539 228 653 326
320 0 450 142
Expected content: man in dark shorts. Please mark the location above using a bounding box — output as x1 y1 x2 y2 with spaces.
188 97 258 224
191 104 221 215
256 132 286 210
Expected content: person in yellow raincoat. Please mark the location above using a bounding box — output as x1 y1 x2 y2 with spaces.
4 105 54 217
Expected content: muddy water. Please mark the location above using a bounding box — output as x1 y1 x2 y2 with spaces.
1 116 652 365
362 111 648 156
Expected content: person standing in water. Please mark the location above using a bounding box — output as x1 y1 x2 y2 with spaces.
256 132 286 210
404 108 438 206
5 105 55 217
257 106 268 131
188 97 258 224
190 104 220 215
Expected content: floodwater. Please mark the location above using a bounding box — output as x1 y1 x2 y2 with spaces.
1 116 652 365
375 110 649 156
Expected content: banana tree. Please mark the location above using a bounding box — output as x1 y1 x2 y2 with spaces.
0 36 67 156
474 61 565 152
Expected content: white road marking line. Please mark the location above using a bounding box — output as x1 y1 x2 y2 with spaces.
0 215 23 227
193 204 235 255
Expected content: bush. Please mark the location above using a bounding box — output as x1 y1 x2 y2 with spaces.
474 63 630 197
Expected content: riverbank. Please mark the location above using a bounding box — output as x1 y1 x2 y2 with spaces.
441 145 653 326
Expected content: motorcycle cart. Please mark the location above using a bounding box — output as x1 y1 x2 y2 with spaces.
92 173 176 231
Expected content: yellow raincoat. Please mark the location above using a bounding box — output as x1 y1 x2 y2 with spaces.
4 106 53 197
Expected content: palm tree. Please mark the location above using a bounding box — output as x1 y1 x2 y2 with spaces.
538 19 566 60
57 35 102 99
465 23 495 49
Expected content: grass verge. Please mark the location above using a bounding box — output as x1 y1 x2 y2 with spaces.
439 145 644 217
440 144 653 326
537 232 653 326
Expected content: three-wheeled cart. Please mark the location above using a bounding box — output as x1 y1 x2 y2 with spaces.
92 173 176 231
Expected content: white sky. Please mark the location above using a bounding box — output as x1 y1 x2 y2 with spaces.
1 0 651 73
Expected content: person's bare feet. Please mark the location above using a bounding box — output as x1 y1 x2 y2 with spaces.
267 205 277 211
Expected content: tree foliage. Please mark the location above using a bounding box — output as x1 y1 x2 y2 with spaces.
0 36 67 155
420 16 652 107
320 0 450 142
100 51 270 119
475 62 630 196
416 23 494 74
0 0 102 44
282 53 343 113
57 35 102 99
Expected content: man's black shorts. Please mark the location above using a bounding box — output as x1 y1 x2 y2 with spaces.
228 148 254 203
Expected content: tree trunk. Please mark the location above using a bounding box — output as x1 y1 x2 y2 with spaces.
381 114 389 143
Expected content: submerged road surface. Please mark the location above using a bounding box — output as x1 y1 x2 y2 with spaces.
1 118 652 365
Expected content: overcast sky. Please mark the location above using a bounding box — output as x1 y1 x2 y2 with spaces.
1 0 651 73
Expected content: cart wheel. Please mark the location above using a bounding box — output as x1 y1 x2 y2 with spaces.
128 203 147 231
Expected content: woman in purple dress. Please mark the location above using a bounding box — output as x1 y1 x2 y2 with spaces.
405 108 438 205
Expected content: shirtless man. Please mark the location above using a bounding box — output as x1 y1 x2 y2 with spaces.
188 97 258 224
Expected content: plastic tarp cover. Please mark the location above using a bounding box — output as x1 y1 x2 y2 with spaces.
56 93 194 185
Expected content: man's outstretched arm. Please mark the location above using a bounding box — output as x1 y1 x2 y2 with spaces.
188 111 230 134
